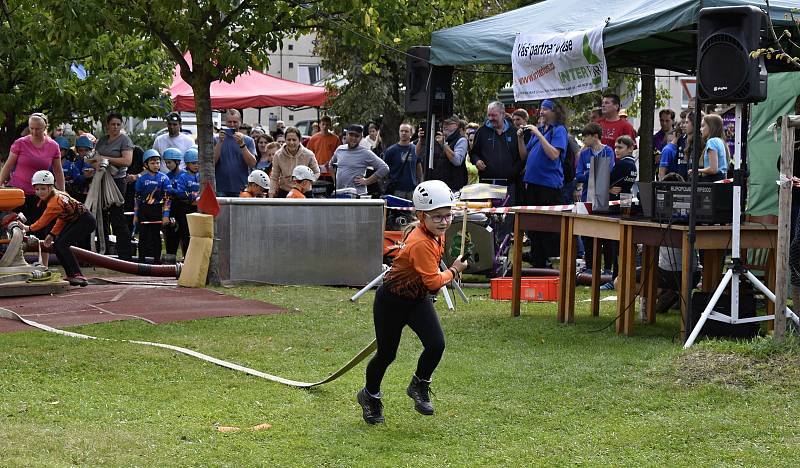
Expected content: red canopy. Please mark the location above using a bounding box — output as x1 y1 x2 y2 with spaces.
170 61 329 111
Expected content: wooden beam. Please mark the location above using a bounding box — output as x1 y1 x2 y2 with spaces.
773 116 795 341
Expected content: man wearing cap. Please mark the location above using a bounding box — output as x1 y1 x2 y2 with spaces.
330 124 389 196
469 101 522 190
153 112 194 172
598 93 637 148
418 115 468 192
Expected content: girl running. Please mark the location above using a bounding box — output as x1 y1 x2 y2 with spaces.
356 180 468 424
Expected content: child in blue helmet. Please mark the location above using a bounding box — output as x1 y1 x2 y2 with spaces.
68 135 95 202
161 147 185 263
55 137 76 187
171 147 200 257
135 149 172 264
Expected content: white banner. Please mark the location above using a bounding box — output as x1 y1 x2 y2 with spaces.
511 26 607 101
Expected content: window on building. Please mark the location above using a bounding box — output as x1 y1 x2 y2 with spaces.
289 115 294 121
288 62 294 69
298 64 321 85
680 78 696 109
288 44 294 51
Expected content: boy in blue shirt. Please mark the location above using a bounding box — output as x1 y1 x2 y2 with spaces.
134 149 171 264
171 147 200 258
161 147 184 263
575 123 616 276
657 131 685 180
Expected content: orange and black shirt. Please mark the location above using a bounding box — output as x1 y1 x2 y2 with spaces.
383 224 456 300
30 190 87 235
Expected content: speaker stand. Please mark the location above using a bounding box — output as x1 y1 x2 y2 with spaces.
684 104 799 348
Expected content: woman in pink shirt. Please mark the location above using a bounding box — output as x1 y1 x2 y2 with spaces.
0 112 66 231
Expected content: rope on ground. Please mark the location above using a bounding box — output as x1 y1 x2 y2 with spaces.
0 307 376 389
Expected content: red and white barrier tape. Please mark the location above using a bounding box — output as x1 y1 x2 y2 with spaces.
384 201 641 213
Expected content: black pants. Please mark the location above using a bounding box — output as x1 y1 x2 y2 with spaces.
109 178 132 260
165 200 195 257
365 286 445 395
523 183 562 268
137 203 163 264
55 212 96 277
583 237 617 273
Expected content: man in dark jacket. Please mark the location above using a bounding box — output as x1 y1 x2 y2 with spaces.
469 101 522 191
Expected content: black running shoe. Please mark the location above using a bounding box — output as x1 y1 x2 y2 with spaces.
356 388 384 425
406 375 434 415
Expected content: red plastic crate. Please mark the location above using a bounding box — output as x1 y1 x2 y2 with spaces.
490 277 560 302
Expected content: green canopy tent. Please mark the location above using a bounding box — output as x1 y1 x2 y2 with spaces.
430 0 799 215
430 0 797 72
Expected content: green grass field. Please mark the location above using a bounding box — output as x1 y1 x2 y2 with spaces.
1 285 799 467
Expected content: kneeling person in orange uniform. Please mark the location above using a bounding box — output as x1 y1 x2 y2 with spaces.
240 170 269 198
286 165 315 199
20 170 96 287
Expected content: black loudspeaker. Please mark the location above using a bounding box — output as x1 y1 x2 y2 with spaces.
697 6 767 103
691 291 760 340
405 46 454 117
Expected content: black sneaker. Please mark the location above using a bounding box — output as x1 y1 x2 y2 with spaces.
406 375 434 415
356 388 384 425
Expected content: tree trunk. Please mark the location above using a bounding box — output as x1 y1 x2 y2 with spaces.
191 73 221 286
639 66 656 182
380 62 402 147
0 110 19 161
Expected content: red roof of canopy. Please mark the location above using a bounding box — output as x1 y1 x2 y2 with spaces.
169 57 329 111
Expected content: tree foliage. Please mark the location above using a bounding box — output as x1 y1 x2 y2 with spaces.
314 0 522 144
45 0 316 285
0 1 172 156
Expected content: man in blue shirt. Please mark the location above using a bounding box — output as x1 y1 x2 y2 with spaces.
214 109 256 196
384 123 423 200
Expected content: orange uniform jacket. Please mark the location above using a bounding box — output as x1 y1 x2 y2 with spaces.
30 191 87 235
286 188 306 199
383 224 456 300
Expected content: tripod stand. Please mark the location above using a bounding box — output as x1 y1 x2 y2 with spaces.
684 104 799 348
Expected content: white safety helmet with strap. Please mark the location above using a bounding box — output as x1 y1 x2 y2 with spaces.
31 170 55 186
413 180 455 211
291 165 315 181
247 170 270 190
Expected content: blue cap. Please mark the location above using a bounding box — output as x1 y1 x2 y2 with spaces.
162 147 183 161
75 135 93 149
143 149 160 162
540 99 555 111
183 147 199 163
55 136 70 150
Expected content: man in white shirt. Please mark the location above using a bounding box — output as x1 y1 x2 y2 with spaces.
153 112 195 171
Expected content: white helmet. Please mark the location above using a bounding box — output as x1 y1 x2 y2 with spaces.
247 170 270 189
31 170 55 186
413 180 455 211
291 165 315 181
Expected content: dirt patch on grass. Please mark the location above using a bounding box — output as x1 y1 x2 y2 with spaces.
671 350 800 389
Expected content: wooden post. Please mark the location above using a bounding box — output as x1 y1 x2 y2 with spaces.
774 115 796 342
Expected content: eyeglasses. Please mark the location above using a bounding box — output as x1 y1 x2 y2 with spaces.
427 212 454 223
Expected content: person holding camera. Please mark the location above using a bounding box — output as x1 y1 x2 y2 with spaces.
382 123 423 200
214 109 256 197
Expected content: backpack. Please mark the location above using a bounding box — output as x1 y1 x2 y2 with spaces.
560 134 578 183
